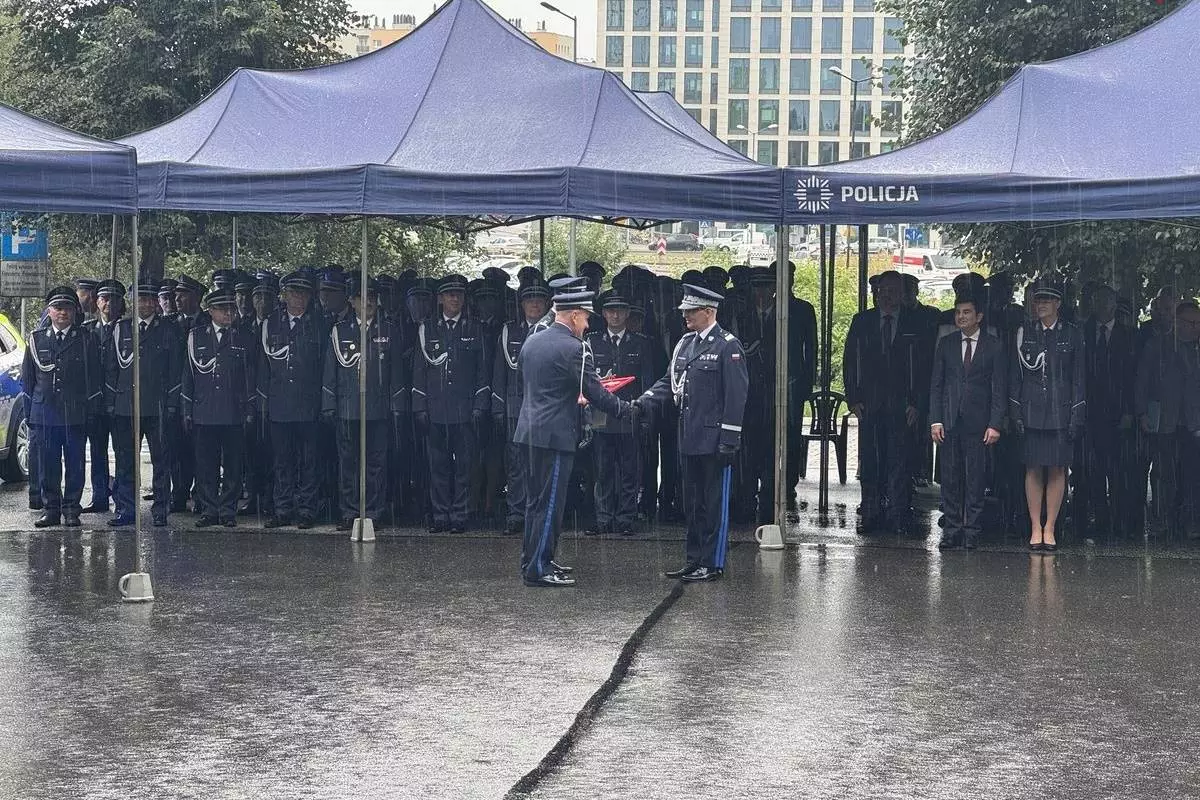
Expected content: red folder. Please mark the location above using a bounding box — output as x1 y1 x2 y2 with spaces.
580 375 636 404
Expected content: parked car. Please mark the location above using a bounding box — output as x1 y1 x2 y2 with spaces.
478 232 527 255
0 313 28 482
868 237 898 254
699 229 749 251
647 233 703 252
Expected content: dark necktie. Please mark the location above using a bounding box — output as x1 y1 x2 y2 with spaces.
881 315 893 355
56 331 64 344
610 334 619 349
447 319 456 333
964 336 973 370
140 321 148 334
216 327 225 346
290 316 297 331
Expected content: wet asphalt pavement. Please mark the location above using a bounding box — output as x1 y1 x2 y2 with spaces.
2 480 1200 799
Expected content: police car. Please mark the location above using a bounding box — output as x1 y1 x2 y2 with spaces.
0 313 28 482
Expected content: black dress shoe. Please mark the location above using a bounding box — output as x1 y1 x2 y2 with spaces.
429 522 448 533
107 515 134 528
195 516 219 528
34 513 60 528
963 539 978 551
665 563 698 579
222 518 237 528
336 519 354 531
450 523 466 534
28 498 44 511
618 523 635 536
1042 541 1057 553
170 502 189 514
504 517 523 535
296 516 314 530
937 536 962 551
680 566 721 583
153 515 168 528
550 560 574 574
143 493 155 501
63 516 81 528
524 573 577 588
263 516 291 529
238 500 259 515
584 523 609 536
80 504 109 515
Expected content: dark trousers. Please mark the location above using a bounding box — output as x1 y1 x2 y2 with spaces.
27 417 42 505
244 416 273 514
638 418 658 515
940 426 987 543
504 417 527 523
859 409 912 527
1077 422 1123 537
594 431 640 528
85 414 111 508
112 415 172 517
272 421 318 519
37 423 85 517
1147 429 1198 537
409 420 430 523
656 404 682 514
335 418 388 521
427 422 473 526
742 414 774 524
522 446 574 580
170 418 195 509
193 424 243 521
469 417 505 519
682 455 732 570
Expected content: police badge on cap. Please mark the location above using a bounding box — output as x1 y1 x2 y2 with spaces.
46 285 79 309
678 283 724 310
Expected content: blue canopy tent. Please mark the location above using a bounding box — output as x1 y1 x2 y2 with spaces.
0 103 136 215
120 0 779 225
634 91 742 157
782 0 1200 226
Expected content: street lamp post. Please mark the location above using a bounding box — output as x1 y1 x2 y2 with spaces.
733 122 779 163
829 65 873 312
542 1 580 274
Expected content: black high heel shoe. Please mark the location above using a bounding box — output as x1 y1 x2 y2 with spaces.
1042 540 1057 553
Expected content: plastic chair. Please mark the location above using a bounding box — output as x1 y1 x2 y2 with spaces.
797 390 850 485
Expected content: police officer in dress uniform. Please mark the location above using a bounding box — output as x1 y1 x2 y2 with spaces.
469 279 506 523
181 289 255 527
170 275 207 512
636 284 749 583
81 279 126 515
22 286 102 528
515 283 631 588
258 272 325 529
491 281 554 534
105 283 182 527
585 292 655 535
75 278 99 322
322 274 405 530
647 274 686 522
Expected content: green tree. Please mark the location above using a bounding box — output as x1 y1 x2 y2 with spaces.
526 220 629 276
877 0 1190 300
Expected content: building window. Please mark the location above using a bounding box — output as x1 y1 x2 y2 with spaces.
821 18 842 52
851 17 873 52
729 58 750 92
660 0 678 29
883 17 904 52
757 140 779 165
759 59 780 93
817 141 840 163
659 37 677 66
632 36 651 66
607 0 625 30
788 99 809 132
852 99 871 133
631 71 650 90
685 36 704 66
731 17 751 52
850 142 871 159
711 0 721 29
853 0 873 9
882 57 900 93
822 0 842 9
605 36 625 66
881 99 902 135
787 140 809 166
684 72 703 103
730 0 750 10
761 18 782 52
820 58 841 93
658 72 676 94
728 99 749 131
758 99 780 128
728 139 749 156
851 59 870 81
790 18 812 52
788 58 810 93
791 0 812 8
763 0 783 10
709 108 718 134
711 36 720 67
819 99 840 132
880 140 897 153
711 72 719 102
686 0 704 30
633 0 651 30
687 107 703 122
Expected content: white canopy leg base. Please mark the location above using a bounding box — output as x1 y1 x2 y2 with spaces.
754 524 785 550
118 572 155 602
352 518 376 543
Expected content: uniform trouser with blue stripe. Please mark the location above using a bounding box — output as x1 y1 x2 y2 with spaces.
522 445 574 580
682 454 733 570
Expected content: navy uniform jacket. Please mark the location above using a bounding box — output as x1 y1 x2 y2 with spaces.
104 316 182 418
1009 320 1086 432
736 299 817 420
1083 319 1136 428
21 325 102 427
843 307 931 416
181 324 255 426
1134 334 1200 433
84 317 119 364
585 329 656 435
642 324 749 456
411 316 490 424
514 322 625 453
928 330 1006 436
491 315 552 423
321 315 406 420
257 308 326 423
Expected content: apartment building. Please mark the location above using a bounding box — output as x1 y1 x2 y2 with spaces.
596 0 913 165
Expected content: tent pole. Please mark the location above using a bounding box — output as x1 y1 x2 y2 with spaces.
120 213 153 602
773 225 790 531
857 224 869 312
353 218 374 543
539 219 545 269
231 216 239 270
109 216 118 279
568 219 577 276
817 224 832 523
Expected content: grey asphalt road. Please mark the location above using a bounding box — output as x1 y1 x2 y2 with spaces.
2 483 1198 799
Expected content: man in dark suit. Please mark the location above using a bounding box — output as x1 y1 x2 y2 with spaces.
637 284 749 583
515 280 630 587
170 274 207 513
929 291 1005 549
844 270 931 535
81 279 125 515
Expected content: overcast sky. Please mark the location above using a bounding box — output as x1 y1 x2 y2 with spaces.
353 0 599 60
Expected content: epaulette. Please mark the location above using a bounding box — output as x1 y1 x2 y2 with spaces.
724 332 735 341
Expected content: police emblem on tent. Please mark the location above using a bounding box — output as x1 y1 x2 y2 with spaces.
794 176 833 214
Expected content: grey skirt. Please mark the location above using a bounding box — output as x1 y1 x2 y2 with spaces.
1023 428 1072 468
